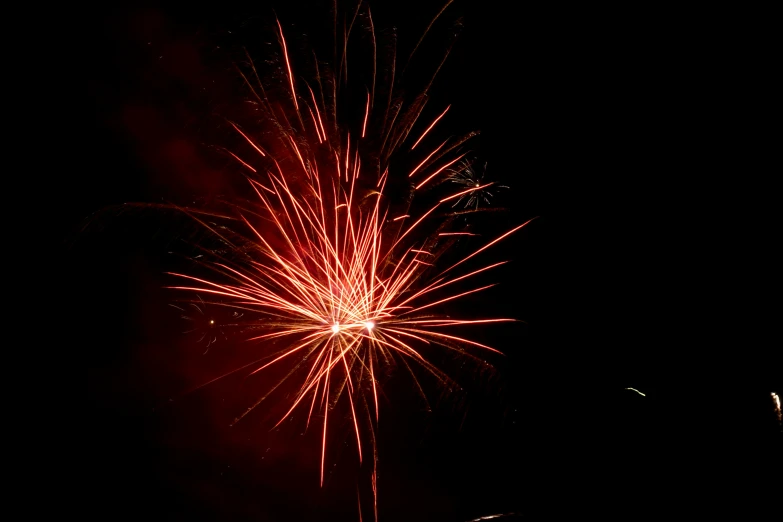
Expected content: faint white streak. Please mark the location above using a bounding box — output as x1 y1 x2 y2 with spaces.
465 514 521 521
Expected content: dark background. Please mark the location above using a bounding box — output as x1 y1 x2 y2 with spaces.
26 0 781 520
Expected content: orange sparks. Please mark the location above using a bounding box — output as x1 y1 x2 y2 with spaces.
172 123 526 483
362 90 371 138
411 104 450 150
230 121 267 157
414 153 467 191
226 150 257 172
164 11 532 520
277 19 300 114
408 139 448 178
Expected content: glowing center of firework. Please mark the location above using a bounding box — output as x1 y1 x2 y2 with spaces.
329 321 376 334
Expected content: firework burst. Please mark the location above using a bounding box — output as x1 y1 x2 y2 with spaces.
168 295 249 354
447 158 509 210
157 4 533 518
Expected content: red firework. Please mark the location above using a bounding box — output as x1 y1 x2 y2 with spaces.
162 5 532 519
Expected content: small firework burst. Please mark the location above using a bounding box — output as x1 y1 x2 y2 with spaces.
447 158 508 210
169 295 247 354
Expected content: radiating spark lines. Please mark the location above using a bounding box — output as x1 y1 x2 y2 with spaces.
162 8 533 520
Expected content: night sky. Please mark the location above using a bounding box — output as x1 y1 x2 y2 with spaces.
35 1 781 520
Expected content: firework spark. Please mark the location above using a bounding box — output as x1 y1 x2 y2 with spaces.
447 159 509 210
161 6 532 518
168 295 248 354
465 514 523 521
625 387 646 397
